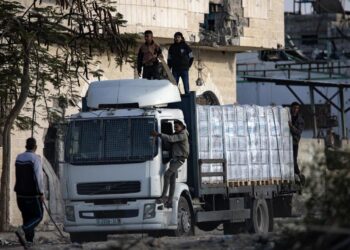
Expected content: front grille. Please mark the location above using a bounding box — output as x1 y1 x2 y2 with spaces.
79 209 139 219
77 181 141 195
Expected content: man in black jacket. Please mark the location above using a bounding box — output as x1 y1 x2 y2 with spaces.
14 138 44 247
289 102 305 182
167 32 194 94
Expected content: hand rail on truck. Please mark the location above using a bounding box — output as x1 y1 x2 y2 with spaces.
198 159 227 188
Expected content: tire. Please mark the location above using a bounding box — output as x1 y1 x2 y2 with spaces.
197 222 221 232
223 222 246 235
70 232 107 243
248 199 271 234
171 196 194 236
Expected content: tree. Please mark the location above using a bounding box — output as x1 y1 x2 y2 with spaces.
0 0 138 231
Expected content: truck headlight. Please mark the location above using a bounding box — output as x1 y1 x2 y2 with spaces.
65 205 76 222
143 203 156 219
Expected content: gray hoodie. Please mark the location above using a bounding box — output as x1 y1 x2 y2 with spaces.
160 129 189 159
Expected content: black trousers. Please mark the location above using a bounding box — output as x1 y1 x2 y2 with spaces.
17 196 43 242
142 64 160 80
293 144 300 174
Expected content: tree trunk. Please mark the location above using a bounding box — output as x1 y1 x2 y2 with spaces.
0 40 32 231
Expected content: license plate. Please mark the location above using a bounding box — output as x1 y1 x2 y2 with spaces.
96 218 121 225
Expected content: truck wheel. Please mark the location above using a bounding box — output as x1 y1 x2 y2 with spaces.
248 199 271 234
70 232 107 243
172 196 194 236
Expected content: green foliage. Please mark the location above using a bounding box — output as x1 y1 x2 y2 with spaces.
0 0 138 131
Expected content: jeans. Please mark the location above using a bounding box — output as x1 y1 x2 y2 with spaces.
172 70 190 94
17 196 43 242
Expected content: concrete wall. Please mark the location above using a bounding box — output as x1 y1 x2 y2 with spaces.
241 0 284 48
116 0 209 41
115 0 284 49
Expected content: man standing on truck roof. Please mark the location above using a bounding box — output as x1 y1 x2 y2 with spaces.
14 138 44 248
137 30 163 80
289 102 305 183
167 32 194 94
151 120 189 208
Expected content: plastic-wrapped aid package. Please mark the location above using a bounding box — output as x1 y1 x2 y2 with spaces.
196 105 294 185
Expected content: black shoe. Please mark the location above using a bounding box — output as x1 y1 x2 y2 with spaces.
156 198 165 204
164 201 172 208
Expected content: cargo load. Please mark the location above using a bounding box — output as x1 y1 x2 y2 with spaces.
197 105 294 185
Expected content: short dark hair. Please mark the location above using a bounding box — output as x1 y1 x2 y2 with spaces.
174 31 184 41
291 102 300 107
144 30 153 36
25 137 37 150
174 120 185 128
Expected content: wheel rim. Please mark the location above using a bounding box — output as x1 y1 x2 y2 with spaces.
255 201 268 233
180 209 191 233
257 204 264 231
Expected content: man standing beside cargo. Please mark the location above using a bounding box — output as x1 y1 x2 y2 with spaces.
151 120 189 208
167 32 194 94
14 138 44 247
137 30 162 80
289 102 305 183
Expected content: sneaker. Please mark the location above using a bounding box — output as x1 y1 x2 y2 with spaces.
164 200 172 208
156 197 165 204
15 226 27 248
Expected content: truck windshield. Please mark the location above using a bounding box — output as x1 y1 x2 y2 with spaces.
65 117 157 164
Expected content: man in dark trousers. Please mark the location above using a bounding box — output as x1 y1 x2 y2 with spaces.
289 102 305 183
151 120 189 208
167 32 194 94
14 138 44 247
137 30 162 80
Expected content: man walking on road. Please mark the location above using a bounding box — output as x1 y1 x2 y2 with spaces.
137 30 162 80
289 102 305 183
167 32 194 94
151 120 189 208
14 138 44 248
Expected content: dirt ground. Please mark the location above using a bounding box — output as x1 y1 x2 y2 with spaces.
0 218 304 250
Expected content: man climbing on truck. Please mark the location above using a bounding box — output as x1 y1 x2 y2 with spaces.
151 120 189 208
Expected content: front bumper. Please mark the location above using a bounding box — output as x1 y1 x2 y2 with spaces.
64 199 176 233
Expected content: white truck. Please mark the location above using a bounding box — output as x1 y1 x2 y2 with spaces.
62 79 299 242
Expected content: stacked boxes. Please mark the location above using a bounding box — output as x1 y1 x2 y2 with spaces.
196 105 294 185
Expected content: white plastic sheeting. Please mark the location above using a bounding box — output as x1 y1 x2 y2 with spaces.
197 105 294 185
